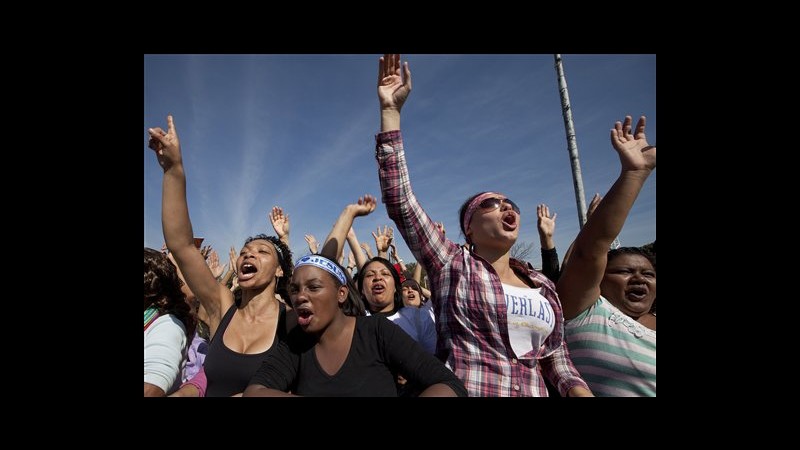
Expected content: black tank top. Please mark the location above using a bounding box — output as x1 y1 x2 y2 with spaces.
204 302 294 397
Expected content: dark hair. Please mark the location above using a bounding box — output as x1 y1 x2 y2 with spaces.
243 234 293 300
459 192 488 245
144 248 196 339
608 246 656 271
401 279 423 296
357 257 404 313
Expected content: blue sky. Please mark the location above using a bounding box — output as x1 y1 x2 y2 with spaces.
144 54 656 269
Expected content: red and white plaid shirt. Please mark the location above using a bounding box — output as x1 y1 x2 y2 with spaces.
376 130 589 397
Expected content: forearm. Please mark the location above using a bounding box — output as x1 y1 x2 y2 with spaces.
346 233 367 270
242 384 297 397
413 263 422 283
219 266 234 286
540 341 591 397
168 383 199 397
381 109 401 132
421 286 432 299
144 382 166 397
418 383 462 397
577 170 651 257
170 367 207 397
320 206 359 261
161 165 196 253
540 247 561 282
376 131 457 277
538 232 555 250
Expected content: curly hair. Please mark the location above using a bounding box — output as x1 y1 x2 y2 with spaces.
243 234 294 300
144 248 196 339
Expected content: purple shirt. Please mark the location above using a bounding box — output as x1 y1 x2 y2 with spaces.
376 130 589 397
181 332 208 383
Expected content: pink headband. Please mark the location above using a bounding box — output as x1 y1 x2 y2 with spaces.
462 192 503 242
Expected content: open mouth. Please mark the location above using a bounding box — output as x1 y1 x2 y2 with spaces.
296 307 314 326
625 285 648 302
371 284 386 295
501 212 518 230
238 263 258 281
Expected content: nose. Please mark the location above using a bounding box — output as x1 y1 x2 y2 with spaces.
630 271 647 283
292 289 309 305
499 201 513 212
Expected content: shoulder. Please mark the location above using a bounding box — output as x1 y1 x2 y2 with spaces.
147 314 186 335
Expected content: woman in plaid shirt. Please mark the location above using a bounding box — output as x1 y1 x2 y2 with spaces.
374 54 592 397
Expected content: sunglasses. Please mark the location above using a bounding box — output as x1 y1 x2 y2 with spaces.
478 197 521 215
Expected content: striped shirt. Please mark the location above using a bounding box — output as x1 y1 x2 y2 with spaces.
565 296 656 397
376 130 589 397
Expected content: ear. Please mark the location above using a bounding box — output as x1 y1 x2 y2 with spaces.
338 285 348 306
275 265 284 278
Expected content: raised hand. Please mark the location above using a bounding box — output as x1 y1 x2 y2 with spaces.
147 115 181 172
372 225 394 255
435 222 446 237
350 194 378 217
611 115 656 172
200 245 212 260
537 204 557 239
269 206 290 245
229 246 238 274
360 242 374 259
207 249 225 279
378 54 412 112
304 234 319 254
586 193 602 218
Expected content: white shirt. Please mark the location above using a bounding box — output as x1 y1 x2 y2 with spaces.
144 314 187 394
501 283 555 359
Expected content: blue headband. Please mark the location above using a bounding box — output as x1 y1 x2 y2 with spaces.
295 254 347 285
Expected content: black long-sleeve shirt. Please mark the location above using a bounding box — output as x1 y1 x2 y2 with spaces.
540 247 561 283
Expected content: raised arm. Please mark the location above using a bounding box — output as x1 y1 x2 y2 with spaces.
557 116 656 319
378 53 412 133
560 193 601 272
269 206 291 246
389 243 407 273
319 195 378 261
411 263 433 299
346 227 368 270
371 226 393 259
375 54 461 282
359 242 374 260
537 204 561 282
304 234 319 254
148 115 232 328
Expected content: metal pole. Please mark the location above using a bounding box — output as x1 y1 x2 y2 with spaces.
554 54 588 228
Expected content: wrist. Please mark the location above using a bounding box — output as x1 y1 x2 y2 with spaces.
380 109 401 132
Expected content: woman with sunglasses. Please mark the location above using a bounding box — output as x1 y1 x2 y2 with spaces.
374 54 592 397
